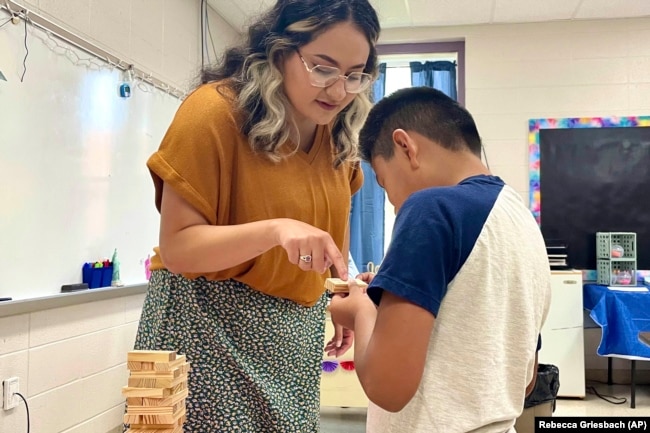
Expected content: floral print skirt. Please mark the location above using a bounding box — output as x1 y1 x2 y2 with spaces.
132 269 327 432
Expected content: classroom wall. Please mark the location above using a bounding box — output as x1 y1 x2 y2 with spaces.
0 3 236 432
381 17 650 381
0 294 146 433
380 16 650 206
8 0 239 90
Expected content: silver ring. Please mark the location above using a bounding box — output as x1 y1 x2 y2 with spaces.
299 254 312 263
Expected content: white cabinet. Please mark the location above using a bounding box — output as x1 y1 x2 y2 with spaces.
538 270 585 398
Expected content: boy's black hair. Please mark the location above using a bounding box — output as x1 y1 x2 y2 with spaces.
359 86 482 161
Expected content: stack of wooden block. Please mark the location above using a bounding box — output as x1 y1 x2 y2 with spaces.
324 277 368 294
122 350 191 433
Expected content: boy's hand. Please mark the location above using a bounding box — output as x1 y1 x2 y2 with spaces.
355 272 375 285
328 280 376 332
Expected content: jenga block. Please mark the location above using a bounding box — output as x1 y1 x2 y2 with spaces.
126 361 155 372
153 355 187 372
130 362 189 378
324 278 367 294
130 367 181 379
122 386 174 398
128 373 187 389
141 388 188 407
127 361 143 370
129 415 184 430
128 350 176 363
171 381 187 394
126 427 183 433
127 400 185 416
122 381 188 398
127 397 144 406
177 362 190 375
127 402 184 416
127 405 175 416
128 357 188 373
124 407 186 426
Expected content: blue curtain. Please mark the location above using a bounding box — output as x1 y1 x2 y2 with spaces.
410 61 457 100
371 63 387 104
349 63 386 273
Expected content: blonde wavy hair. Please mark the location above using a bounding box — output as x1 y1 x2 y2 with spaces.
200 0 380 168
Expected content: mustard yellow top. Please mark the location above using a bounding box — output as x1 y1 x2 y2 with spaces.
146 83 363 306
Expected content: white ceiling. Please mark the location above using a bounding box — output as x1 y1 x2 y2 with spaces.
208 0 650 32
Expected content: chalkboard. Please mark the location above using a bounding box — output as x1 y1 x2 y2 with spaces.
539 126 650 270
0 16 180 299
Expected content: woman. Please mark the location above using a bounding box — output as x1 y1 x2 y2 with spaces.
132 0 381 431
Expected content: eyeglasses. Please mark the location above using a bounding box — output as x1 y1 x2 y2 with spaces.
297 52 373 94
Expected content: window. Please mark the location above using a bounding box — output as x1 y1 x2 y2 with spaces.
381 52 458 98
376 42 465 252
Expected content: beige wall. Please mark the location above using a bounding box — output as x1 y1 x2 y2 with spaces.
0 294 146 433
9 0 239 90
381 17 650 379
381 17 650 204
0 2 237 432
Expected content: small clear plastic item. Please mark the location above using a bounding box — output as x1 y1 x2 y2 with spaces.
610 245 624 258
617 270 632 285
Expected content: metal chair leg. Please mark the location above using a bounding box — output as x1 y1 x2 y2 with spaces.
608 357 613 385
631 360 636 409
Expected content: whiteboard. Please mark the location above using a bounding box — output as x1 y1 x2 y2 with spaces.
0 16 181 300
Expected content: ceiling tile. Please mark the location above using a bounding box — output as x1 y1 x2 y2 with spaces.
207 0 248 32
574 0 650 19
493 0 582 23
408 0 494 26
208 0 650 34
371 0 412 28
248 0 276 17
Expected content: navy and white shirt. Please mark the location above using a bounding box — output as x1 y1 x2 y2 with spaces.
366 175 551 433
368 175 506 316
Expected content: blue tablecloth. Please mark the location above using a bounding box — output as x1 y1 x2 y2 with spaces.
583 284 650 358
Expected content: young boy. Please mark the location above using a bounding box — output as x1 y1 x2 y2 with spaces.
328 87 551 432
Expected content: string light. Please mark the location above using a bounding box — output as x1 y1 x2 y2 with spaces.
2 8 188 99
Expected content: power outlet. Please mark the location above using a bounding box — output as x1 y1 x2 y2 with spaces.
2 377 19 410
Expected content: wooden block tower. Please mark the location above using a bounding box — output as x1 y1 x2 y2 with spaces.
122 350 191 433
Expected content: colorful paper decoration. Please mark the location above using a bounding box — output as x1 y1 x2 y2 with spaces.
321 360 339 373
528 116 650 224
321 359 357 373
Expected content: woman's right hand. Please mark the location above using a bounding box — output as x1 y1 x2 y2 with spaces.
273 218 348 280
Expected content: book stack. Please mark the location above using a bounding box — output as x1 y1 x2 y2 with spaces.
122 350 190 433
